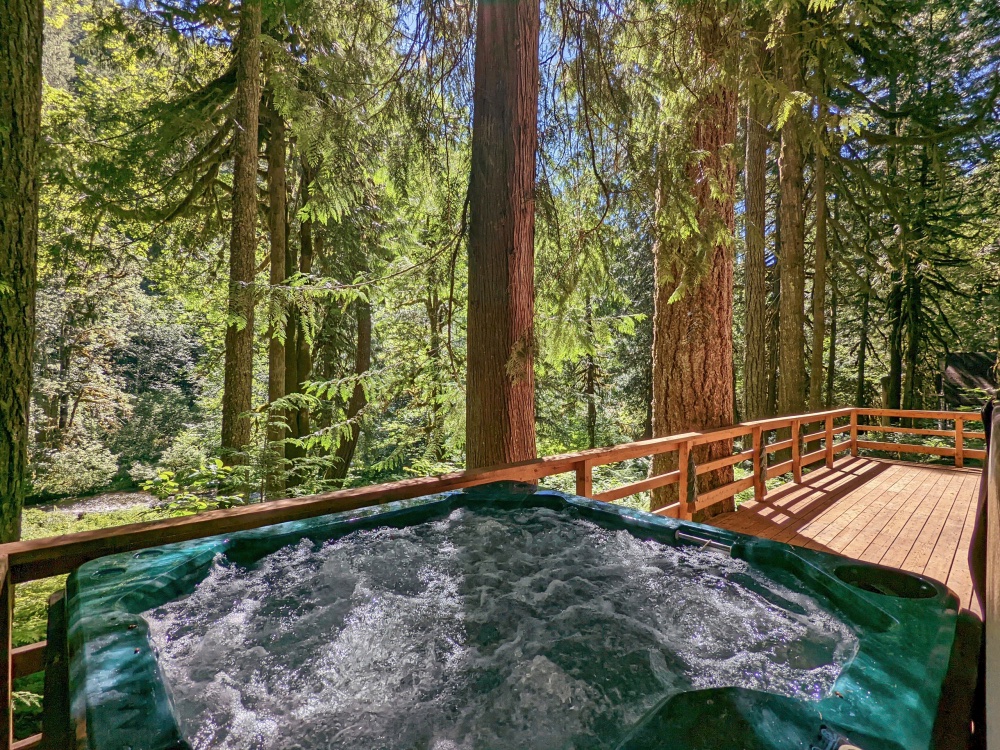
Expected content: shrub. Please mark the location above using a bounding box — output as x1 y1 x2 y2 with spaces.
32 434 118 497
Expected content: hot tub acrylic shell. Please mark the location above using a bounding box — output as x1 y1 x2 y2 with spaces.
64 482 962 750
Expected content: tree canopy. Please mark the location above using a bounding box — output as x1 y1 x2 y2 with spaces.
3 0 997 521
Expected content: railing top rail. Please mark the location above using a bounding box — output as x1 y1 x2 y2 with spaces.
856 407 983 421
742 408 854 430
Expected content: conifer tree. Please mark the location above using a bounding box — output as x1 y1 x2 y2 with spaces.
0 0 43 541
220 0 262 460
466 0 541 468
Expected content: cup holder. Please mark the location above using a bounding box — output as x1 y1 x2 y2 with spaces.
834 564 937 599
133 549 165 559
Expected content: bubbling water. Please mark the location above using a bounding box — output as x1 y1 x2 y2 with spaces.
144 506 858 750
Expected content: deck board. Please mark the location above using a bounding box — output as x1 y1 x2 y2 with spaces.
709 456 983 618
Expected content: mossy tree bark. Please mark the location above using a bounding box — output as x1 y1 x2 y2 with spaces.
0 0 43 542
220 0 262 461
465 0 540 469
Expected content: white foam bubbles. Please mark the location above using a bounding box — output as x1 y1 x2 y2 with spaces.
144 507 858 749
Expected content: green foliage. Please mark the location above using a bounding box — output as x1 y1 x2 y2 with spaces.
141 459 243 513
23 0 1000 524
30 430 119 498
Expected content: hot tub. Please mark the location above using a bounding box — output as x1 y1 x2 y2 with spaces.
64 482 963 750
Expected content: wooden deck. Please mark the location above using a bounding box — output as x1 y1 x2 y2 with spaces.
709 455 984 617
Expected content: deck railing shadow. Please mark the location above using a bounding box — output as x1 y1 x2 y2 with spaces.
710 457 895 557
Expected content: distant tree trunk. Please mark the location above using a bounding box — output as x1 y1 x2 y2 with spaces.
856 278 870 408
0 0 43 542
295 162 316 441
826 281 837 407
808 145 827 411
744 97 769 421
584 296 597 449
776 5 806 418
650 19 737 517
57 324 70 433
766 190 781 418
902 270 921 413
284 159 317 485
887 270 904 417
465 0 540 469
265 101 286 496
643 385 653 440
220 0 262 461
329 300 371 484
425 281 444 458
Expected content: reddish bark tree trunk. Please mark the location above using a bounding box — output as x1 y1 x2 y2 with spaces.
465 0 540 469
0 0 43 542
220 0 262 460
650 81 738 517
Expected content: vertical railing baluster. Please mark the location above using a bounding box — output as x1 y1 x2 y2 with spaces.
677 442 694 520
751 426 765 503
791 419 802 483
1 555 12 750
850 410 859 457
955 416 964 468
825 415 835 469
574 460 593 498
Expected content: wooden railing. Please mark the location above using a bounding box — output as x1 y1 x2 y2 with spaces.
0 406 985 749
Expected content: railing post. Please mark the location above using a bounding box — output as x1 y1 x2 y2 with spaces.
791 419 802 483
850 410 859 457
677 441 694 520
955 416 964 468
751 426 765 503
825 415 835 469
1 555 12 750
574 459 593 498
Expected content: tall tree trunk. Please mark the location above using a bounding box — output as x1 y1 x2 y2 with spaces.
220 0 262 461
808 143 827 411
650 23 737 517
776 5 806 418
265 101 286 496
856 277 870 408
329 300 371 484
826 281 837 407
465 0 540 469
744 97 769 421
0 0 43 542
